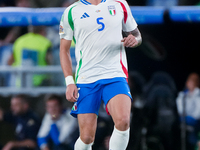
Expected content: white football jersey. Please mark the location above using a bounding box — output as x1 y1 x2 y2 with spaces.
59 0 137 84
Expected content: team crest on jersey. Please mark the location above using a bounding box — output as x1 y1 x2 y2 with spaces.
108 5 116 16
59 25 64 34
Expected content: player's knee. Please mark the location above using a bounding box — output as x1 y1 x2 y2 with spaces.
80 134 95 144
115 115 130 131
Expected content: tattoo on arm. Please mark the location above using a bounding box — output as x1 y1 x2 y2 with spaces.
123 28 142 47
123 28 141 38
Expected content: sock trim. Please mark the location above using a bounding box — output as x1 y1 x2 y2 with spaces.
114 126 130 134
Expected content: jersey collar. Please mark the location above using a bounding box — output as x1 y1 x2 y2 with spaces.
80 0 106 5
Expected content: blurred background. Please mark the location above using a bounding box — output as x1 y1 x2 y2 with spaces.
0 0 200 150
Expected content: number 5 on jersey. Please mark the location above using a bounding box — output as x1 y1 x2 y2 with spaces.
96 17 105 31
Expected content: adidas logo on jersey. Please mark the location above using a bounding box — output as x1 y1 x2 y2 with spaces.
80 12 90 19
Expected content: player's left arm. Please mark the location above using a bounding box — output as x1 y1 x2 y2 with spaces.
120 0 142 48
121 28 142 48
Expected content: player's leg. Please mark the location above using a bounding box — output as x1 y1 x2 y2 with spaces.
71 82 101 150
107 94 131 150
71 82 102 150
107 94 131 130
75 113 97 150
78 113 97 144
102 78 132 150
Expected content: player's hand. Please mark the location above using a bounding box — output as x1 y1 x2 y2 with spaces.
121 34 138 48
66 84 78 102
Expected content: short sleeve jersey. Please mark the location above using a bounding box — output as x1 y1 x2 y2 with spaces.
59 0 137 84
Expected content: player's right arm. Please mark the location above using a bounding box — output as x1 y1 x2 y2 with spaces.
59 6 78 102
60 39 78 102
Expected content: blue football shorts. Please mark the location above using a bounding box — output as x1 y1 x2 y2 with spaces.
70 77 132 118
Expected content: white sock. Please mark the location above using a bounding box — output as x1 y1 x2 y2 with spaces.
109 127 130 150
74 137 93 150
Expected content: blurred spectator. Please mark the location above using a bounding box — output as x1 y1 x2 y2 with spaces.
0 0 31 47
0 94 41 150
143 72 177 111
0 0 31 87
144 85 179 150
7 26 52 87
143 71 177 99
37 94 78 150
176 72 200 150
142 71 179 150
0 26 27 47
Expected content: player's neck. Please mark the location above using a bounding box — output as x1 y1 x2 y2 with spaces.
87 0 101 5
